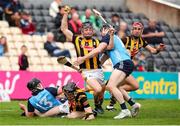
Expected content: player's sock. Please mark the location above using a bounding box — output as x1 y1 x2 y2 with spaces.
109 95 116 106
127 98 136 106
120 102 127 110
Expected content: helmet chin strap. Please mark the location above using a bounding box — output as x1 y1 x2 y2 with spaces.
132 35 139 39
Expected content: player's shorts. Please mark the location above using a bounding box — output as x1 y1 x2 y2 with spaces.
82 69 105 85
113 60 134 77
58 100 69 114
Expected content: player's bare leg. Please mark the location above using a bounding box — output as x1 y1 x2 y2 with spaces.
106 69 131 119
86 79 104 114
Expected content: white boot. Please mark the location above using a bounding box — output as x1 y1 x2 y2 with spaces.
131 103 141 117
114 109 132 119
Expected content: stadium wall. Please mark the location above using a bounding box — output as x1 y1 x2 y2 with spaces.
126 0 180 28
0 71 179 100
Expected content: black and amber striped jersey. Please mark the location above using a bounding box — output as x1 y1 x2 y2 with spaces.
122 36 148 58
69 89 90 112
72 35 101 69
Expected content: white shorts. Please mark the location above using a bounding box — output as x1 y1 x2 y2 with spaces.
58 101 69 114
82 69 105 85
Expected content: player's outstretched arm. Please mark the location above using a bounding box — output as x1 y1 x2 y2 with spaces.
106 27 115 50
61 11 73 42
74 43 107 65
145 43 165 54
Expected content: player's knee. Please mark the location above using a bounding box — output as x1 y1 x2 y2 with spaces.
94 86 102 94
106 85 113 92
133 84 139 91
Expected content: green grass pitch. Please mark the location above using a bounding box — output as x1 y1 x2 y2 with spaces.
0 99 180 125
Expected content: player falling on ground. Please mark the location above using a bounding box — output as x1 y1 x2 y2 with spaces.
61 6 107 114
19 78 69 117
62 82 95 120
106 22 165 113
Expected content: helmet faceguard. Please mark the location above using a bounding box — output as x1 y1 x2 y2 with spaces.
27 78 41 92
62 82 77 100
81 21 94 39
131 22 144 38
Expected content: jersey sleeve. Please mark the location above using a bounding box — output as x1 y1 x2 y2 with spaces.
72 35 77 43
45 87 58 97
142 38 148 47
101 34 110 45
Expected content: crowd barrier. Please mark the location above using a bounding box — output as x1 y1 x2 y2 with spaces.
0 71 179 101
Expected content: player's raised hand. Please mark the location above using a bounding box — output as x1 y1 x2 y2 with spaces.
64 5 71 14
109 27 115 36
159 43 165 51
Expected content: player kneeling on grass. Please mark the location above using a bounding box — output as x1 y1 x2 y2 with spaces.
19 78 69 117
62 82 95 120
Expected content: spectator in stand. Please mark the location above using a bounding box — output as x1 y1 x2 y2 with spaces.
19 11 36 35
18 45 29 71
142 20 165 46
117 21 128 39
68 6 78 19
4 0 22 26
54 5 66 42
49 0 62 18
55 5 65 29
0 36 8 56
80 8 101 31
44 32 71 58
68 12 82 35
111 13 120 30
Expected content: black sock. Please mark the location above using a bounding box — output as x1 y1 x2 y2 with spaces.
120 102 127 110
109 95 116 106
127 98 135 106
94 95 99 107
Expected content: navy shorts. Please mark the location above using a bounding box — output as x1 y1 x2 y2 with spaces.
113 60 134 77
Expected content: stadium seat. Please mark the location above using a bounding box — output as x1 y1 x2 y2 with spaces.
159 51 170 58
56 42 64 49
29 57 42 65
32 35 43 43
168 66 177 72
37 50 49 57
22 35 33 42
0 21 9 28
9 57 18 65
52 64 64 71
11 65 19 71
0 57 10 65
34 42 44 49
30 65 43 71
164 58 175 65
41 10 49 16
32 9 42 16
12 35 24 42
0 65 11 71
0 28 11 34
159 65 168 72
41 57 52 65
42 65 53 71
27 49 38 57
63 42 75 50
10 27 22 35
7 49 18 56
154 58 164 66
169 52 178 58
